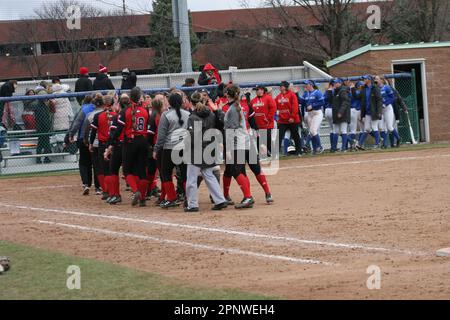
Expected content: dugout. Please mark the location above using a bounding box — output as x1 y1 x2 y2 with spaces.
326 41 450 143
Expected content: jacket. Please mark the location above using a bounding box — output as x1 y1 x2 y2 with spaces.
332 86 351 124
250 94 276 129
69 103 95 140
275 90 300 124
93 73 115 91
154 108 190 152
299 89 325 113
186 108 224 168
360 84 382 120
120 73 137 90
198 63 222 85
52 84 74 131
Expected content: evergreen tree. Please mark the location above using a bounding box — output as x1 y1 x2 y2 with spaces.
148 0 198 73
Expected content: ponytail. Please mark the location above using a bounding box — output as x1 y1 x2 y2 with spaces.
168 93 184 126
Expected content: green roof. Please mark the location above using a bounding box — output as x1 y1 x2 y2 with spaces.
326 41 450 68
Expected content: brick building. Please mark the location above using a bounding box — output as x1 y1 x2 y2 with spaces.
327 42 450 143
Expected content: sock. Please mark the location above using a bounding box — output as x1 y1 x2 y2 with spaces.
331 133 338 151
138 179 148 201
159 182 166 201
341 134 348 151
163 181 177 201
389 132 395 147
306 135 312 149
111 175 120 196
235 174 251 198
373 131 380 145
104 176 110 195
283 138 290 154
311 135 317 151
98 174 105 192
147 173 155 193
393 129 401 141
316 134 322 148
359 132 367 145
256 174 270 194
381 131 388 147
125 175 138 193
223 175 232 198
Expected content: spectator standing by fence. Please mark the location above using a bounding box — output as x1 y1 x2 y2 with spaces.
69 95 96 195
51 80 74 152
0 80 17 127
120 68 137 90
75 67 93 105
93 64 115 91
34 85 53 164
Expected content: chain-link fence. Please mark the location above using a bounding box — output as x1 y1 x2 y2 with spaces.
0 70 417 176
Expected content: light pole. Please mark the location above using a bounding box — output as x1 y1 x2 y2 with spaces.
172 0 193 72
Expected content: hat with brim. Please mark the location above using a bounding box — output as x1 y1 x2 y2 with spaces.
253 85 267 92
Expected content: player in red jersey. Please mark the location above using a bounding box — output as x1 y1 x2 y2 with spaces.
107 87 151 207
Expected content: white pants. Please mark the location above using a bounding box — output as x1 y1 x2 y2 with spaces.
186 164 226 209
349 109 362 135
364 115 379 132
325 108 334 134
333 122 348 135
307 110 323 136
382 104 395 132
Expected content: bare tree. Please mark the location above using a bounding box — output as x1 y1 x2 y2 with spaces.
254 0 377 60
33 0 136 77
10 19 49 80
385 0 450 43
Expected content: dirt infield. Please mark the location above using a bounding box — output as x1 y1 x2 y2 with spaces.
1 147 449 299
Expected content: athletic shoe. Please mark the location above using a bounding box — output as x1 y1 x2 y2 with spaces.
355 143 365 151
131 191 141 207
225 196 234 206
105 196 112 203
101 192 109 200
82 186 90 196
372 145 380 150
315 147 324 155
212 202 228 211
160 200 179 209
184 207 199 213
109 196 122 205
95 188 102 195
235 197 254 209
265 193 274 204
139 199 147 207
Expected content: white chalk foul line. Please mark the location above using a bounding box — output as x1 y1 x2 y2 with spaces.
279 153 450 171
0 203 427 256
37 220 333 266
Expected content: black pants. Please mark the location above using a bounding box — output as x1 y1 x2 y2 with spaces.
97 143 110 176
36 134 52 157
245 148 261 176
123 136 148 179
77 140 99 188
278 123 302 155
160 148 186 184
110 143 123 175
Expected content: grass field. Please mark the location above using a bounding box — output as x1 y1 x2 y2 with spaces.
0 241 270 300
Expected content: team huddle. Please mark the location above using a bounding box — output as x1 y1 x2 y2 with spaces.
68 84 273 211
68 74 406 212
